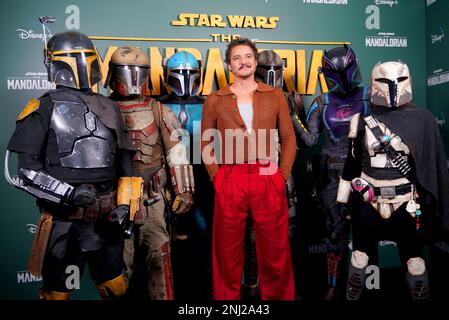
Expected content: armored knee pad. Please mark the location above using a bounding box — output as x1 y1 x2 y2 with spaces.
96 274 127 299
346 250 369 300
406 257 429 300
39 288 71 300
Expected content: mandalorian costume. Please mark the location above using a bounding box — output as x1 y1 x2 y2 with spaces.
106 47 194 300
159 51 213 299
6 31 140 300
337 61 449 300
295 45 370 299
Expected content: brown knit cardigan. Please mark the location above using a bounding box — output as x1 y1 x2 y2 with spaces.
200 81 297 181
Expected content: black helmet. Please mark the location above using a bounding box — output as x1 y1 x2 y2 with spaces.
45 31 101 89
320 45 362 95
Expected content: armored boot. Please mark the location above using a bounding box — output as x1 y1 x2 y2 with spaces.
96 274 127 299
406 257 429 300
39 288 71 300
346 250 369 300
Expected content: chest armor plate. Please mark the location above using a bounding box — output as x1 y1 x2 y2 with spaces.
164 102 203 136
50 101 116 168
119 101 158 164
323 90 369 143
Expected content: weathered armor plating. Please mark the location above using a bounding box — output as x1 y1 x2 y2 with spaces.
118 101 159 165
50 101 116 168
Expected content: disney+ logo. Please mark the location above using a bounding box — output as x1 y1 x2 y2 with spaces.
17 26 52 41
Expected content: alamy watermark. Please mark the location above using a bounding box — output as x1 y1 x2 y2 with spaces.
171 125 281 175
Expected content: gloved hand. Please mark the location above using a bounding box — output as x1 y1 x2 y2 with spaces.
293 91 304 113
108 204 130 230
171 192 193 214
69 184 97 207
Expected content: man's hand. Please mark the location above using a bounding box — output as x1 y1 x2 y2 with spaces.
108 204 130 230
171 192 193 214
69 184 97 207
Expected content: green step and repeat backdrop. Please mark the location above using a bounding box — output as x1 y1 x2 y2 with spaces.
426 0 449 157
0 0 434 299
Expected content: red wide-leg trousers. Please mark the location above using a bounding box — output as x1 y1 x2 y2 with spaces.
212 162 295 300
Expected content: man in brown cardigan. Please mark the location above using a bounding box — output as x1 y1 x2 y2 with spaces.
201 38 296 300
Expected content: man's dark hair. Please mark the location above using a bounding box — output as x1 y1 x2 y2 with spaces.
225 37 258 64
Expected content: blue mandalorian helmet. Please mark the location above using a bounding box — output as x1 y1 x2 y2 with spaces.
45 31 101 89
320 45 362 95
164 51 201 97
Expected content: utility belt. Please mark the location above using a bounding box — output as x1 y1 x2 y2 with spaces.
373 183 413 199
68 190 117 221
351 177 414 202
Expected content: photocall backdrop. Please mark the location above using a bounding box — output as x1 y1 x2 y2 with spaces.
1 0 444 300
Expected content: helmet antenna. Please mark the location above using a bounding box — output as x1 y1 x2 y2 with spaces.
38 16 56 65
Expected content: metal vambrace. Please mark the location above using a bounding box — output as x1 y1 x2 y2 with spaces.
117 177 144 222
169 164 195 195
4 150 74 204
18 168 74 204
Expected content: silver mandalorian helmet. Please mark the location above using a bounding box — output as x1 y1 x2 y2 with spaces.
164 51 201 97
106 46 150 96
45 31 101 89
371 61 412 108
255 50 284 88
